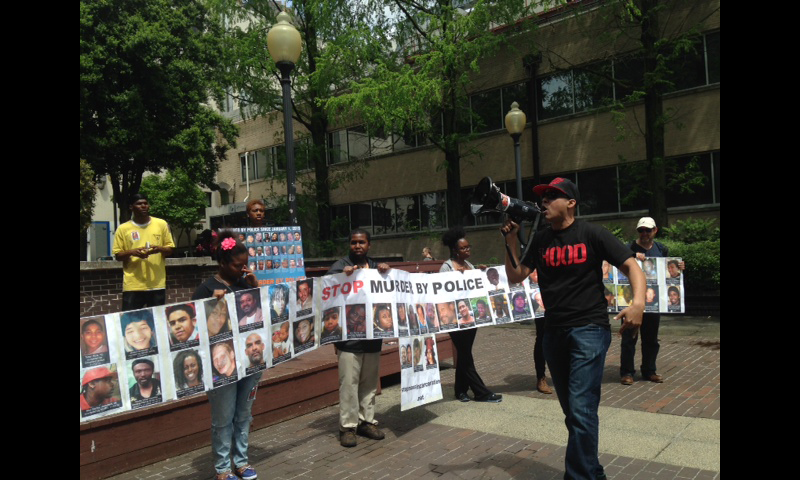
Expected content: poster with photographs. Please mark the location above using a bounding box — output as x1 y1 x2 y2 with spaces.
400 335 443 411
603 258 685 313
82 263 596 423
232 226 306 287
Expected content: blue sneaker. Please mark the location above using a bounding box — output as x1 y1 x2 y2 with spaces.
215 472 237 480
236 465 258 480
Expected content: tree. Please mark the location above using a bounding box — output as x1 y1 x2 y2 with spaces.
139 169 209 247
325 0 530 228
531 0 720 228
80 0 238 222
209 0 394 248
80 159 96 235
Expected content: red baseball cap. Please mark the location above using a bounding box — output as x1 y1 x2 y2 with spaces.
533 177 580 203
82 366 114 387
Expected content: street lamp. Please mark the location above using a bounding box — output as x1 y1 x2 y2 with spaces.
505 101 527 242
267 10 303 225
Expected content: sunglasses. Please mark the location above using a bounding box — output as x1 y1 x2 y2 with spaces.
541 190 569 201
637 228 653 233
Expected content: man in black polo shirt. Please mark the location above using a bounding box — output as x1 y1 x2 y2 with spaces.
503 178 645 480
327 229 391 447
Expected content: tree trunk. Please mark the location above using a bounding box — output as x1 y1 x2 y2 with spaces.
640 0 669 229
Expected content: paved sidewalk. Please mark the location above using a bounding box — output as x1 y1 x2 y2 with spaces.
107 316 720 480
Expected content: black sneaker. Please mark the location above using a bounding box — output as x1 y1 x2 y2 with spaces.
474 393 503 403
457 392 471 402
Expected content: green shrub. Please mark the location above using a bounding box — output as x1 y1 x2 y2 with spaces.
661 218 720 243
660 239 720 293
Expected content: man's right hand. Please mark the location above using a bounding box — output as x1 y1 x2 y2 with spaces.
501 218 520 238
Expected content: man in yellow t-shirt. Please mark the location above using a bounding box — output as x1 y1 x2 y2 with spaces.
112 194 175 311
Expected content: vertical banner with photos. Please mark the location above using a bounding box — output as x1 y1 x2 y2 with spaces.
399 335 443 411
603 258 685 314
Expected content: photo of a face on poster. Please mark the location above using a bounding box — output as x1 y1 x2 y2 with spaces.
490 294 511 324
128 356 163 410
399 341 412 369
373 303 395 338
530 289 545 317
604 285 617 312
271 321 292 364
320 307 342 344
471 297 492 325
642 258 658 284
203 297 233 342
436 301 458 331
269 284 290 324
645 286 660 312
81 316 110 367
296 279 313 313
242 330 268 374
667 285 683 312
616 284 633 308
485 267 505 292
396 302 409 336
171 349 206 399
421 337 435 368
80 364 123 419
120 308 158 359
236 288 264 331
510 290 533 322
412 337 423 372
165 303 200 350
346 304 368 339
424 303 439 332
293 316 316 354
412 304 427 335
666 258 683 284
456 299 476 328
210 340 238 387
602 261 615 283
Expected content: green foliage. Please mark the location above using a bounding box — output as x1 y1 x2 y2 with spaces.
661 218 719 243
80 159 96 234
325 0 531 227
139 169 208 246
80 0 237 220
602 223 626 242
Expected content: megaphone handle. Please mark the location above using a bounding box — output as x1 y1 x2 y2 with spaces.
505 242 518 269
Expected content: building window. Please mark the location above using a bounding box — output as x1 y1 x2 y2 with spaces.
471 89 503 133
332 192 448 237
538 31 720 121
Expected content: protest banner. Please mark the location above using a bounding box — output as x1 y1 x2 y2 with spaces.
80 261 685 422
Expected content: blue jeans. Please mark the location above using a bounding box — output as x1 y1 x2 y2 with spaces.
207 372 262 474
544 323 611 480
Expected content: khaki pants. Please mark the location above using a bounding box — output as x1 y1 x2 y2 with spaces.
337 350 380 430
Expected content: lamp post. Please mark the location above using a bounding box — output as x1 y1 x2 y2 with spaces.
505 101 527 243
267 10 303 225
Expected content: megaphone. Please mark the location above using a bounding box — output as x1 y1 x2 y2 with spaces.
471 176 541 223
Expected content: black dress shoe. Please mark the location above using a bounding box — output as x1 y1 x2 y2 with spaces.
457 392 471 402
474 393 503 403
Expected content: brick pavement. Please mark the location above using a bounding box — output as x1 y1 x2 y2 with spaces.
105 319 719 480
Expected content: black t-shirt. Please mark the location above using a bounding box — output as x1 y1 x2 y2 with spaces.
521 219 633 328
